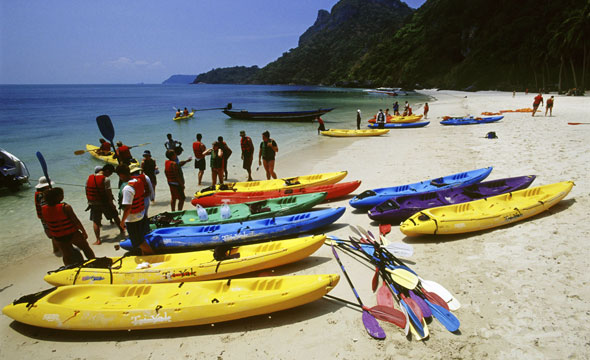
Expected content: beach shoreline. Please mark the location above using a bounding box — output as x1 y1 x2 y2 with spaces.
1 89 589 359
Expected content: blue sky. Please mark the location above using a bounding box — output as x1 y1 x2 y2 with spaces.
0 0 426 84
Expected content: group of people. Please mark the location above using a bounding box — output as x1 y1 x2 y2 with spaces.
532 93 555 117
174 107 191 118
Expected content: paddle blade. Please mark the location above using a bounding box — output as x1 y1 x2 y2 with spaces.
420 278 461 311
379 223 391 236
388 268 419 290
36 151 51 188
409 291 432 318
366 305 406 329
74 150 86 155
376 282 394 308
424 299 460 332
362 310 386 339
385 243 414 258
96 115 115 142
422 288 450 311
371 267 379 292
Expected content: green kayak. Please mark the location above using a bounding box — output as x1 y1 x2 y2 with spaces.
149 192 327 229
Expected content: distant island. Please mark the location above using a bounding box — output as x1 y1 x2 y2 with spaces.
162 75 198 84
171 0 588 93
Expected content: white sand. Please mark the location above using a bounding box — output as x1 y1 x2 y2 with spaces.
1 90 589 359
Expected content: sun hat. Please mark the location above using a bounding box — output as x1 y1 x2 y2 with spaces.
94 166 103 173
36 176 55 189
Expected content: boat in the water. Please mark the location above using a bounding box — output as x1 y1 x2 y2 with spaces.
3 274 339 330
349 167 493 209
223 108 334 122
400 181 574 236
120 207 346 251
0 148 30 191
191 180 361 207
173 111 195 121
368 175 536 223
85 144 141 173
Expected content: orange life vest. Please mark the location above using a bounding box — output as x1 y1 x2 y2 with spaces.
165 160 181 184
42 203 77 238
127 177 146 214
100 142 111 152
85 174 107 203
117 145 131 161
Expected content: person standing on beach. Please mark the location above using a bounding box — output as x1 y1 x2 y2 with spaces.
165 133 183 155
141 150 158 199
423 103 429 119
356 109 361 129
545 96 554 116
259 131 278 180
532 93 544 117
240 130 255 181
192 133 207 186
316 116 326 134
217 136 232 180
115 164 153 255
376 109 386 129
203 142 224 186
164 150 191 211
86 164 124 245
393 102 400 116
34 176 61 255
41 187 95 265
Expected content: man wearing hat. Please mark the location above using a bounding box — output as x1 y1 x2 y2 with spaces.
141 150 158 199
34 176 60 255
239 130 254 181
86 164 124 245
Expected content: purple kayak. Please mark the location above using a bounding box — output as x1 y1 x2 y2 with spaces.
368 175 536 223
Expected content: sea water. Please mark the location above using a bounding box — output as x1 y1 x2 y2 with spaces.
0 84 427 266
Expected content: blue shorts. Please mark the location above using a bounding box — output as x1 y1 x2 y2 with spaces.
126 216 149 248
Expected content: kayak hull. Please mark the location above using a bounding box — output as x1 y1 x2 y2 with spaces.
320 129 389 137
349 167 493 209
368 175 536 223
44 235 326 286
400 181 574 236
440 116 503 125
367 121 430 129
191 180 361 207
3 274 339 330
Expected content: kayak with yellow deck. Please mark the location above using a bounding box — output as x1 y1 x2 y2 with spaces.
3 274 339 330
173 111 195 121
85 144 141 173
320 129 389 137
194 171 347 198
400 181 574 236
44 235 326 286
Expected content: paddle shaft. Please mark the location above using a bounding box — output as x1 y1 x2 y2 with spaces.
568 122 590 125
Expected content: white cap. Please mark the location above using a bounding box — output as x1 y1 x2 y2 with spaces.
94 166 103 173
36 176 55 189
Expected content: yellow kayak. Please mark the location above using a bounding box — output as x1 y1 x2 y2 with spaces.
173 112 195 121
320 129 389 137
3 274 339 330
44 235 325 286
389 115 423 123
400 181 574 236
194 171 347 198
85 144 140 173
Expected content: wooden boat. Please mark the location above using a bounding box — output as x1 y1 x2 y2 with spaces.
320 129 389 137
149 193 326 228
400 181 574 236
222 108 334 122
3 274 339 330
194 171 347 198
85 144 141 173
173 111 195 121
191 180 361 207
44 235 326 286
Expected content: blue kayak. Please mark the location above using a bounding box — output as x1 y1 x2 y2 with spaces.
120 207 345 251
367 121 430 129
440 116 503 125
349 167 493 209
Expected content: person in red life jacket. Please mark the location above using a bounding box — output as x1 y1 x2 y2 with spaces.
115 164 154 255
192 133 207 185
239 130 255 181
141 150 158 199
165 150 191 211
86 164 124 245
316 116 326 135
532 93 544 117
423 102 429 119
183 107 189 116
217 136 232 181
34 176 61 255
41 187 95 265
97 138 111 156
116 141 133 165
258 131 278 180
203 141 224 186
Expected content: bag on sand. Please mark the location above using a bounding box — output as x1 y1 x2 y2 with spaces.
485 131 498 139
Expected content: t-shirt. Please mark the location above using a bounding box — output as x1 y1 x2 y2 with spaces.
121 179 144 222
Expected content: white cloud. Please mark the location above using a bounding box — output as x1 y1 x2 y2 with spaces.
106 57 163 69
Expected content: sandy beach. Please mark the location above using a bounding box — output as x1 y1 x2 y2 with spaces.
1 90 589 359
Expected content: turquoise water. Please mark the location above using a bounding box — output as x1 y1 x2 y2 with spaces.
0 84 427 265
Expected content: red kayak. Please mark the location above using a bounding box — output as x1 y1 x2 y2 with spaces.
192 180 361 207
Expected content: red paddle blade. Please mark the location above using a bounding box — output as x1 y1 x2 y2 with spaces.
372 267 379 292
376 282 394 308
422 289 450 311
379 223 391 236
366 305 406 329
401 294 423 321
